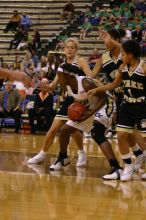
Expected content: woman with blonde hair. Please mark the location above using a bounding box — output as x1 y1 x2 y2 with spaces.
28 37 92 166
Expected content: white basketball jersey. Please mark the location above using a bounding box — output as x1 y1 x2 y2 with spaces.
67 75 99 111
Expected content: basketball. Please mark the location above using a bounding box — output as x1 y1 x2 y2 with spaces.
67 102 87 121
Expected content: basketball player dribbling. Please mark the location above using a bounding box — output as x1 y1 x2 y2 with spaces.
49 63 123 179
88 40 146 181
28 37 92 167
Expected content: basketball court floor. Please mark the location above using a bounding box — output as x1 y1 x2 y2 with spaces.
0 131 146 220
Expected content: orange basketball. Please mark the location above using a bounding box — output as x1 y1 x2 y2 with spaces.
68 102 87 121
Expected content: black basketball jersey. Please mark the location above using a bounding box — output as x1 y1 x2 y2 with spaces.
61 56 86 77
122 60 146 104
102 51 122 82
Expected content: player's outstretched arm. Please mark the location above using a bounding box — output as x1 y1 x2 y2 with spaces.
0 68 32 87
87 70 123 98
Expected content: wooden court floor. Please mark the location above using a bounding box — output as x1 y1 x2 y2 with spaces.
0 131 146 220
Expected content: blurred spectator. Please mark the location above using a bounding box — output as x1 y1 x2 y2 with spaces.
30 49 39 65
21 50 34 72
8 27 24 50
119 27 132 42
80 17 92 39
55 31 68 51
0 81 24 133
20 13 32 31
132 25 143 42
88 48 101 69
135 0 146 16
28 78 55 134
16 31 32 50
4 10 21 33
55 41 65 51
60 0 75 21
31 28 41 50
122 5 132 21
12 55 23 70
45 54 56 81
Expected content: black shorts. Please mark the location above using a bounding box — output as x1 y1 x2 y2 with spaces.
55 96 74 120
117 102 146 136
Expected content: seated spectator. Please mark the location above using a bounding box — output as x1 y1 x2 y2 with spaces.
80 17 92 39
4 10 21 33
20 13 32 31
0 81 24 133
119 27 132 42
30 49 39 66
135 0 146 17
31 28 41 50
88 48 101 69
8 27 24 50
28 78 55 133
16 31 32 50
122 5 132 21
21 50 34 72
60 0 75 22
132 25 143 42
55 31 68 51
37 55 49 76
12 55 23 70
112 5 122 20
55 41 65 51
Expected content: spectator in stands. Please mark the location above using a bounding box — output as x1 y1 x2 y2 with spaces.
12 55 23 70
60 0 75 22
55 41 65 51
88 48 101 70
16 31 32 50
31 28 41 50
119 27 132 42
4 10 21 33
135 0 146 17
45 54 56 81
132 25 143 42
79 17 92 39
30 49 39 65
28 78 55 134
122 5 132 21
20 13 32 31
55 31 68 51
0 81 24 133
8 27 24 50
21 50 34 72
37 55 49 79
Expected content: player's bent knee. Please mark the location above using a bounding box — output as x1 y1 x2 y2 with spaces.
91 122 107 145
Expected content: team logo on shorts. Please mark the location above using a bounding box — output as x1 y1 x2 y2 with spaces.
140 119 146 128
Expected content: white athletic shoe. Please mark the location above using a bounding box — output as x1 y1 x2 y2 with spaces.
50 156 70 170
76 150 87 167
103 168 123 180
142 172 146 180
28 151 46 164
134 154 145 172
120 164 133 181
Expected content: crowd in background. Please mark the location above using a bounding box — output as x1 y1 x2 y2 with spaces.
0 0 145 133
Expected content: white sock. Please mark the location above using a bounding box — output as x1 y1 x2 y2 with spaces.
40 150 46 155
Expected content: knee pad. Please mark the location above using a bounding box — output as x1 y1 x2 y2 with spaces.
91 122 107 146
